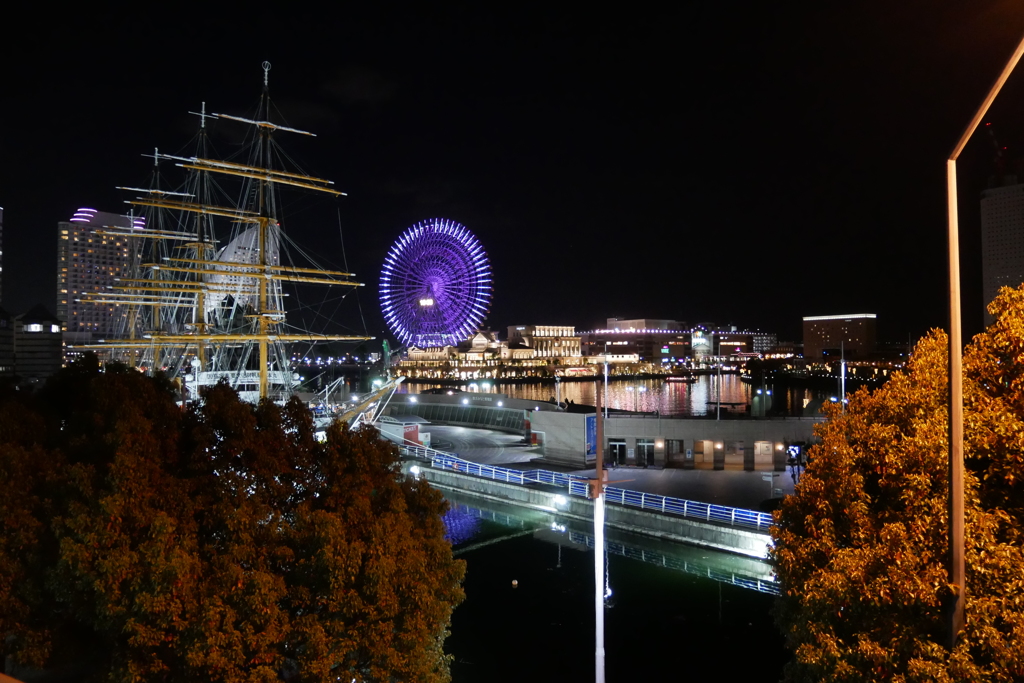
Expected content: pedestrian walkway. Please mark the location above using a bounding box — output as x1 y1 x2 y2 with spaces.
424 425 803 511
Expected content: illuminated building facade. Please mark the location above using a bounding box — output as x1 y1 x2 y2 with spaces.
981 182 1024 325
580 321 775 362
802 313 876 359
57 208 142 345
606 318 681 331
507 325 581 358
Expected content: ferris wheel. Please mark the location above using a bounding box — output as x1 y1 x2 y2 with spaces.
380 218 492 348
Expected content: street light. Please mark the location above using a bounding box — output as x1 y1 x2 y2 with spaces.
603 340 610 420
944 34 1024 648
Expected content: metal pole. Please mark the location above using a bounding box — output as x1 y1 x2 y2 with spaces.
716 338 722 421
840 340 846 415
593 385 606 683
604 341 609 420
944 33 1024 649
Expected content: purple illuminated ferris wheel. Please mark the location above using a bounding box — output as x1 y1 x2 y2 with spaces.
380 218 492 347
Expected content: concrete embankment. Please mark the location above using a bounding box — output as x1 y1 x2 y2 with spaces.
409 462 772 560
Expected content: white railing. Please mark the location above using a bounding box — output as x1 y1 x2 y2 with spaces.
400 443 773 532
568 480 772 531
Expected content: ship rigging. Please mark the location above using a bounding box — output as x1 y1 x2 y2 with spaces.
73 62 373 402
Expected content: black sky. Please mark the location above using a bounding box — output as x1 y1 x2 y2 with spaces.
3 3 1024 345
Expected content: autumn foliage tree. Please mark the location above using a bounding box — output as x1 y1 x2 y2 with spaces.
0 359 464 682
772 286 1024 682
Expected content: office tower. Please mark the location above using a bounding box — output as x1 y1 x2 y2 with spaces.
981 182 1024 326
14 304 62 381
57 208 142 345
0 206 4 305
802 313 877 359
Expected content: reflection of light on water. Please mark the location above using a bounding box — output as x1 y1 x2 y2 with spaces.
404 377 800 417
688 378 708 416
443 494 779 595
442 507 482 546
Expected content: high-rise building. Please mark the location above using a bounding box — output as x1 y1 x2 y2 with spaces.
57 208 143 345
0 206 4 305
981 182 1024 325
802 313 877 359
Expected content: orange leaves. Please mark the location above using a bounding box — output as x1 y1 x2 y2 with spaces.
0 359 464 682
772 293 1024 681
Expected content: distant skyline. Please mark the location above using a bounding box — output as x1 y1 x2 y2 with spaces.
4 4 1024 345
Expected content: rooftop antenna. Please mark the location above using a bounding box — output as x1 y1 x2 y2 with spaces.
263 61 271 88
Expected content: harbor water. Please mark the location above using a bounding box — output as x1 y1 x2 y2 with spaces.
402 374 828 417
442 490 788 681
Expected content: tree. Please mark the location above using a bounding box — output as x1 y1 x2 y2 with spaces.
0 361 464 682
772 286 1024 682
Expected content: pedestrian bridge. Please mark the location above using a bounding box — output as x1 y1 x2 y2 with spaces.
399 443 774 560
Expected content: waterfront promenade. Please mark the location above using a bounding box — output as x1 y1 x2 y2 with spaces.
424 424 799 511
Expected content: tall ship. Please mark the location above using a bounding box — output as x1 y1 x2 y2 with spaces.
76 63 372 403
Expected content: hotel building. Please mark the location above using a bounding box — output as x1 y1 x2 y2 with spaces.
57 208 143 346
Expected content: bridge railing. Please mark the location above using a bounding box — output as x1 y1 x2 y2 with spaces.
568 480 772 532
402 443 772 532
430 453 528 485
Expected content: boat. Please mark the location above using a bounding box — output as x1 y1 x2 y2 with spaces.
73 63 375 403
665 373 698 383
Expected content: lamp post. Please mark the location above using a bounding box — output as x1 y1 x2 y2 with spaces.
944 34 1024 648
603 340 610 420
592 384 607 682
716 343 723 421
840 341 846 416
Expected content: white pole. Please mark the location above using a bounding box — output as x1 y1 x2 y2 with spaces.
941 34 1024 645
716 342 722 421
840 340 846 415
603 341 609 420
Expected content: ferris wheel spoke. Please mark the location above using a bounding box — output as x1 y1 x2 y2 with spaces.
379 218 492 346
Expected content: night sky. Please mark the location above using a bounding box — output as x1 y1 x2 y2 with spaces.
4 3 1024 346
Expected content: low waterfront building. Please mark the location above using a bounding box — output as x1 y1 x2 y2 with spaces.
383 390 820 472
580 322 777 364
397 329 597 380
506 325 581 358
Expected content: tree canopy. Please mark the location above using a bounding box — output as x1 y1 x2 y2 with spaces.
772 286 1024 682
0 359 464 682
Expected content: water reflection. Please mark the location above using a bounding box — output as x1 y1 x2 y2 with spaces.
442 490 777 595
403 375 825 417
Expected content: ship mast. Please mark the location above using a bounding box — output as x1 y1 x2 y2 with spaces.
73 63 371 402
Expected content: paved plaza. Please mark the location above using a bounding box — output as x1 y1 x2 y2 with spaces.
424 425 800 511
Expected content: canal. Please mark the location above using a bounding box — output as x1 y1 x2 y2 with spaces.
442 490 788 681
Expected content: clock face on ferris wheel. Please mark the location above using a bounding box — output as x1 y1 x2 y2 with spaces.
379 218 492 347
